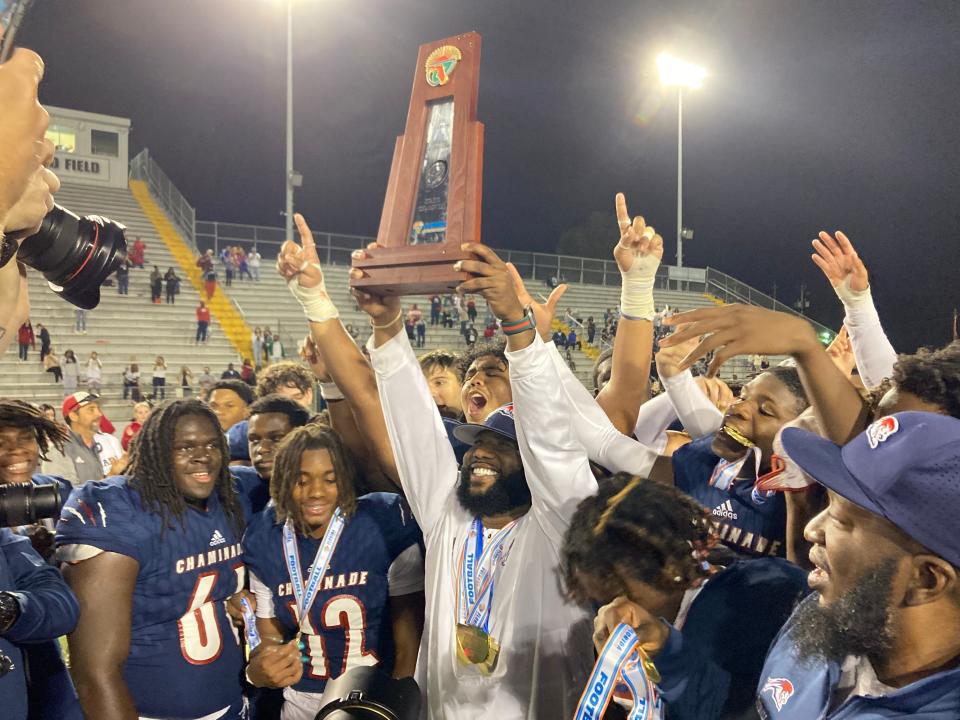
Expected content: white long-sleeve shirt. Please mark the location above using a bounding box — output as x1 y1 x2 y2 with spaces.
369 330 594 720
841 289 898 390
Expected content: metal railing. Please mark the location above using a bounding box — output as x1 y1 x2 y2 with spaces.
705 267 833 336
129 148 197 247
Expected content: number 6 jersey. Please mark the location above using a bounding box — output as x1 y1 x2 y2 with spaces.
56 477 247 719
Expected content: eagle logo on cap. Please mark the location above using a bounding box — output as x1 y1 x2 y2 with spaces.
866 416 900 449
762 677 795 711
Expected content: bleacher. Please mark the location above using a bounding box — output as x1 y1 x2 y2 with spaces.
0 183 238 422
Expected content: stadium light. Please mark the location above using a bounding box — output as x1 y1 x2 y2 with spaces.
657 53 707 268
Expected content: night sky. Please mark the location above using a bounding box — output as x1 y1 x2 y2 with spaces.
17 0 960 352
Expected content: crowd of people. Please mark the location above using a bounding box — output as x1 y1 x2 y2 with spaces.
1 41 959 720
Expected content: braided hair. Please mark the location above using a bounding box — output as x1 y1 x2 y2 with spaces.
127 399 244 535
561 473 716 606
0 399 70 461
270 424 358 535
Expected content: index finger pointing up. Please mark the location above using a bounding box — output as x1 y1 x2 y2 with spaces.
615 193 630 227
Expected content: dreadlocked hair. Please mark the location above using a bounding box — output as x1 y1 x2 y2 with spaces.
457 337 508 379
0 399 70 461
892 341 960 419
127 399 244 536
561 472 716 607
270 424 358 535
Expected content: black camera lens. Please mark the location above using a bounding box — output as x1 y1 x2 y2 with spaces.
0 482 62 528
15 205 128 310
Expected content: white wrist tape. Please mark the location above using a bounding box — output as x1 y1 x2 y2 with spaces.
619 246 658 320
834 276 872 308
319 381 344 401
286 265 339 323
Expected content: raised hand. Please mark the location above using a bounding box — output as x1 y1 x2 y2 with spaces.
348 243 402 326
694 376 735 413
811 231 869 294
299 334 332 382
277 213 339 323
0 49 49 222
454 243 525 323
824 325 856 376
505 262 567 340
4 151 58 237
661 304 820 377
614 192 664 274
654 323 701 379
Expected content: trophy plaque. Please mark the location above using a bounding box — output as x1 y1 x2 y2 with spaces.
351 32 484 296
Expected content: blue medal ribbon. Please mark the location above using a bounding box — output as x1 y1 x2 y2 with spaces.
575 623 663 720
457 517 517 633
282 509 346 633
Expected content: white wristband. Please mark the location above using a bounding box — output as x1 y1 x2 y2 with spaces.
320 381 344 402
833 277 872 308
286 265 339 323
619 250 657 320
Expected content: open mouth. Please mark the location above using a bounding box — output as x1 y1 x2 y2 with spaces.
808 549 831 591
302 502 331 518
2 461 31 475
188 471 214 484
468 463 499 485
467 393 488 419
720 424 755 449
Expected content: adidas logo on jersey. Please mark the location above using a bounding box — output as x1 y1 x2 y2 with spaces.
209 529 227 547
712 500 739 521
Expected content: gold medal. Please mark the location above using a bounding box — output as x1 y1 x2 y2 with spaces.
456 623 500 674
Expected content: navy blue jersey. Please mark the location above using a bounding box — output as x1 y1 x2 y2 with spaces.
232 465 270 516
672 436 786 558
55 477 247 719
0 528 80 720
243 493 422 695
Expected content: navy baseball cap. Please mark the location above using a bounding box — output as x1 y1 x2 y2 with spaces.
226 419 250 462
781 411 960 567
451 403 518 447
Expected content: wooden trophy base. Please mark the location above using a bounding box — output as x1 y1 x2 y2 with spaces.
350 244 473 296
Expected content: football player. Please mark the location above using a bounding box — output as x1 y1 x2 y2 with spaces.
243 423 424 720
57 399 249 719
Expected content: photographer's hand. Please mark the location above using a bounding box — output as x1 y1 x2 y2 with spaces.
4 160 58 237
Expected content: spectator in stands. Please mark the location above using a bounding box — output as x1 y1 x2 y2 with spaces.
220 246 235 286
418 349 464 419
197 249 216 298
237 249 251 281
252 327 264 367
441 309 453 328
115 260 130 295
567 328 580 350
587 316 596 344
85 352 103 394
483 322 496 340
269 333 284 363
248 246 261 281
466 297 478 323
344 323 361 342
221 363 241 380
464 323 478 347
120 401 150 452
129 237 146 268
552 329 566 348
39 404 57 423
74 308 87 335
163 267 179 304
256 360 316 410
197 366 216 396
263 332 274 364
36 322 50 363
42 392 111 486
122 362 140 400
151 356 168 400
61 350 79 396
430 294 442 325
149 266 162 304
195 301 210 343
573 476 808 720
416 318 426 348
16 320 34 362
207 379 254 431
179 366 194 398
240 358 256 386
43 346 62 383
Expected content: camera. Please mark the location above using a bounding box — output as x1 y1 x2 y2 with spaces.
9 205 128 309
314 667 421 720
0 481 62 528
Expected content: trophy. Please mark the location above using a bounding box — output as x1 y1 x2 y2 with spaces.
351 32 484 296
